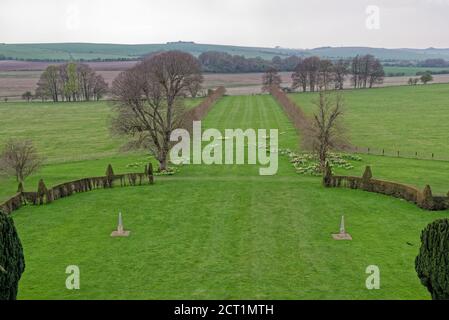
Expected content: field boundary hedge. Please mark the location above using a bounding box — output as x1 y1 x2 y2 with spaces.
182 86 226 132
323 164 449 211
0 164 155 215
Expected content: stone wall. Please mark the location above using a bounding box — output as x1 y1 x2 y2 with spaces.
323 164 449 211
0 163 155 215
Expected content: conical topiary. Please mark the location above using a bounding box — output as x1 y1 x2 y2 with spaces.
105 164 115 188
105 164 114 178
416 219 449 300
420 185 434 210
0 210 25 300
37 179 49 205
37 179 47 196
362 166 373 182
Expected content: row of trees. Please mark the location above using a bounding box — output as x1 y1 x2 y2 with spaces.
35 63 108 102
199 51 301 73
408 72 434 85
417 58 449 68
262 55 385 92
291 55 384 92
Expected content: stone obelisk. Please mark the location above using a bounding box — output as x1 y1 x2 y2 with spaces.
111 212 130 237
340 215 346 234
332 215 352 240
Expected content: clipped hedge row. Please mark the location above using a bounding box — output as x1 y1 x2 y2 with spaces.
0 163 155 215
268 85 309 133
323 164 449 211
182 86 226 132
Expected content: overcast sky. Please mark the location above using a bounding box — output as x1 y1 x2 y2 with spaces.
0 0 448 48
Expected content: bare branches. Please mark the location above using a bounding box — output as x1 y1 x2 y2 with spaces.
0 140 42 183
292 55 384 92
111 51 203 170
351 55 385 89
303 91 349 171
262 68 282 92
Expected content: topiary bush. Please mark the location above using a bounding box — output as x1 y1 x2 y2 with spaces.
105 164 115 188
416 219 449 300
0 210 25 300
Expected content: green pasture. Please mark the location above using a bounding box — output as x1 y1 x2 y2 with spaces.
1 91 448 299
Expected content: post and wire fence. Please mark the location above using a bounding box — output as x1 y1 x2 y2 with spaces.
350 146 449 161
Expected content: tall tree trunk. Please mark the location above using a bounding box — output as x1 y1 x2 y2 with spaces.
158 155 168 171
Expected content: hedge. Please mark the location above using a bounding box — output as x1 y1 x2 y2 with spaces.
0 163 155 215
323 165 449 211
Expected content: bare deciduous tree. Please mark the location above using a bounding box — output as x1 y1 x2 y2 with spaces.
350 55 384 89
111 51 203 171
37 65 60 102
262 67 282 92
368 59 385 88
303 91 348 172
306 56 321 92
187 81 202 98
92 74 109 101
333 59 350 90
292 58 308 92
0 139 42 183
317 59 334 90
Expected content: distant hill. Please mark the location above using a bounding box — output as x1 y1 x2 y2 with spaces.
307 46 449 61
1 42 449 62
0 42 303 61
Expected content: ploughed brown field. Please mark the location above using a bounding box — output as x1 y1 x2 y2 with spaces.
1 60 449 98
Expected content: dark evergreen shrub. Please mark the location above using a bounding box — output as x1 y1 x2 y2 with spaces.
416 219 449 300
0 210 25 300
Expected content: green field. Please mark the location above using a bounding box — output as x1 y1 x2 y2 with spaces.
1 89 449 299
384 66 449 77
289 84 449 161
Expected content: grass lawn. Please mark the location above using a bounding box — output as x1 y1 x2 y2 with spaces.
289 83 449 160
2 94 447 299
0 98 202 163
384 66 449 77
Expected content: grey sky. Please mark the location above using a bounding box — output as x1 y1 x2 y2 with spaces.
0 0 448 48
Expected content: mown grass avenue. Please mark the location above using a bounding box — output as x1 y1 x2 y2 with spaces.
1 91 448 299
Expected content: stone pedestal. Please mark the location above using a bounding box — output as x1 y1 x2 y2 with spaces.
332 215 352 240
111 212 130 237
332 232 352 240
111 229 130 237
